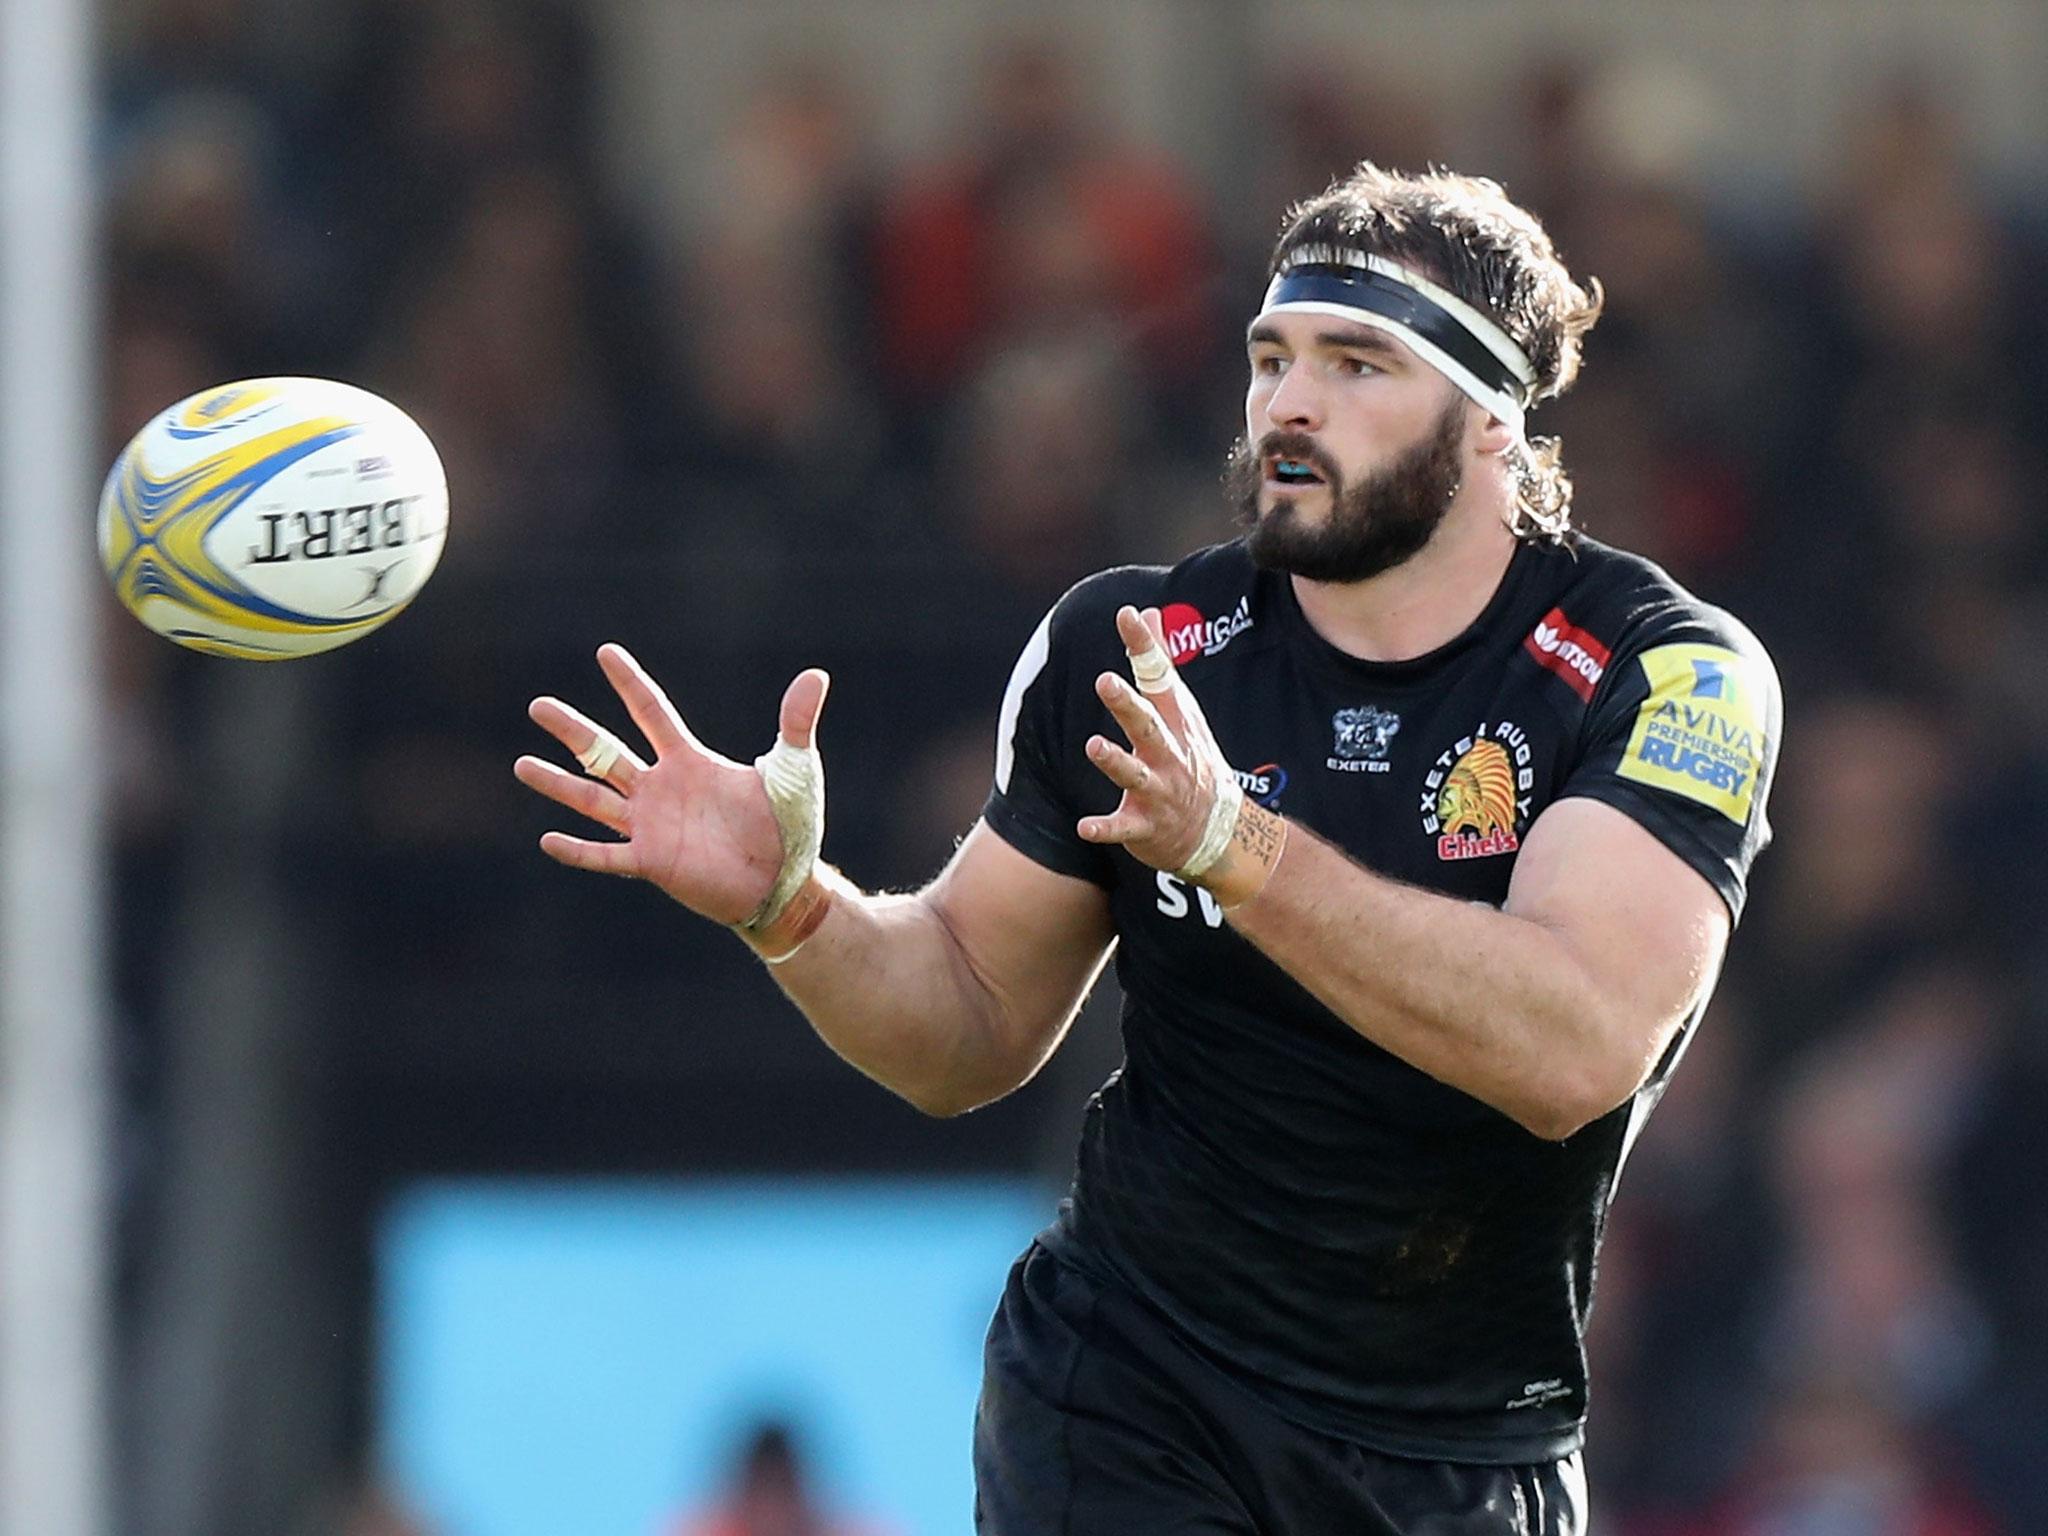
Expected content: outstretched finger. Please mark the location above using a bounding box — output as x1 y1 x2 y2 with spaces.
1116 604 1190 733
777 668 832 751
537 829 641 877
514 755 631 836
1096 671 1175 756
528 696 649 790
1077 805 1153 846
596 644 698 760
1085 735 1153 794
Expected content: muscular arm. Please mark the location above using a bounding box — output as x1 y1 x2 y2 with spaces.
1082 605 1727 1143
760 824 1117 1116
516 646 1116 1121
1219 796 1726 1140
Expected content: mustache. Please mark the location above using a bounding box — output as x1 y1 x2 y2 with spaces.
1251 432 1342 484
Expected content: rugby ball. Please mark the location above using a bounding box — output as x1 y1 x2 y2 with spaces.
97 376 448 658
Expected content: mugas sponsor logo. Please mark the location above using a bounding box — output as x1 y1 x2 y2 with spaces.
1524 606 1610 703
1328 706 1399 773
1617 644 1766 825
1235 761 1288 807
1421 721 1535 860
1160 595 1253 665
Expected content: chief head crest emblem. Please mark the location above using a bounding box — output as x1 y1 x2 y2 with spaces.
1436 739 1516 839
1420 721 1533 860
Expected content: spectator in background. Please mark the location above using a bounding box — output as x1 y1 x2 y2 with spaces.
105 0 269 99
1754 84 2039 692
103 91 321 372
668 1421 898 1536
358 164 643 559
1585 993 1767 1514
1826 85 2031 404
1670 1370 2002 1536
1758 960 2001 1421
1730 694 1960 1069
292 1477 440 1536
1508 59 1811 605
687 58 884 413
1942 981 2048 1534
870 33 1217 444
316 0 602 310
1249 59 1444 229
662 62 892 574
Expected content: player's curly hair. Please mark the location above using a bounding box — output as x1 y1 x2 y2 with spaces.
1269 163 1603 542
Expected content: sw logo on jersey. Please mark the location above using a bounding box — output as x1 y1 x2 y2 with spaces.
1523 607 1610 703
1421 721 1534 860
1155 870 1227 928
1616 644 1766 824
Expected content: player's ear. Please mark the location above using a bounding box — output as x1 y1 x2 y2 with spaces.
1471 405 1516 456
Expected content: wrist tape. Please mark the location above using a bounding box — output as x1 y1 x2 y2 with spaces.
1177 775 1243 881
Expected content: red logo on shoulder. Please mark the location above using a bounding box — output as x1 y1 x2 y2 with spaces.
1524 607 1611 703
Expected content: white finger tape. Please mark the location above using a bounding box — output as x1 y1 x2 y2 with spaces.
1129 642 1174 695
577 729 625 780
743 734 825 932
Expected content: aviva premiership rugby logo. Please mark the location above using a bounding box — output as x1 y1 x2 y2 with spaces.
1421 721 1534 861
1616 645 1766 824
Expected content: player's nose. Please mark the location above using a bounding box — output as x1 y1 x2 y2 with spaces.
1262 362 1324 432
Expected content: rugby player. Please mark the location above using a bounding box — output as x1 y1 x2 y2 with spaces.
516 163 1780 1534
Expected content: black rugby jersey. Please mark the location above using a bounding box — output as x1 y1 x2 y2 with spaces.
982 533 1780 1463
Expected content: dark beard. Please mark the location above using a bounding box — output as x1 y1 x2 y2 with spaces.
1228 396 1466 583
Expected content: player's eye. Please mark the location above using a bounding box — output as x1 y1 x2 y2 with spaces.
1337 355 1379 376
1250 352 1287 376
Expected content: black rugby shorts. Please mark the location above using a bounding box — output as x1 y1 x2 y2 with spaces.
974 1242 1586 1535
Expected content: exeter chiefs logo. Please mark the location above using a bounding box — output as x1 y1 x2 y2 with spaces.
1421 721 1534 860
1440 742 1515 836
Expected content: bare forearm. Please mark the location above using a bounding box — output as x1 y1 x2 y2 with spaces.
742 867 1078 1117
1222 814 1636 1138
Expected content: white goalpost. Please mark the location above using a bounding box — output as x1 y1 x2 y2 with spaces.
0 0 110 1530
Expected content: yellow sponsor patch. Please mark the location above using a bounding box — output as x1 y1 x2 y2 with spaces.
1616 643 1767 824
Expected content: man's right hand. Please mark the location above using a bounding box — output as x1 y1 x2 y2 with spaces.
514 643 831 927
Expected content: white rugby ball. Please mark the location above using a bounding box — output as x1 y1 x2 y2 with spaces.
97 376 448 659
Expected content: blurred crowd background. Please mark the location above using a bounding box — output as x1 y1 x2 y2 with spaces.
89 0 2048 1532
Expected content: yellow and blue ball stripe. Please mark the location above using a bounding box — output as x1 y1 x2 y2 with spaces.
101 414 399 659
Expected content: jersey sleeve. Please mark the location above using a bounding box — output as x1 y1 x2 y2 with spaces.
1555 608 1781 922
981 579 1120 888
